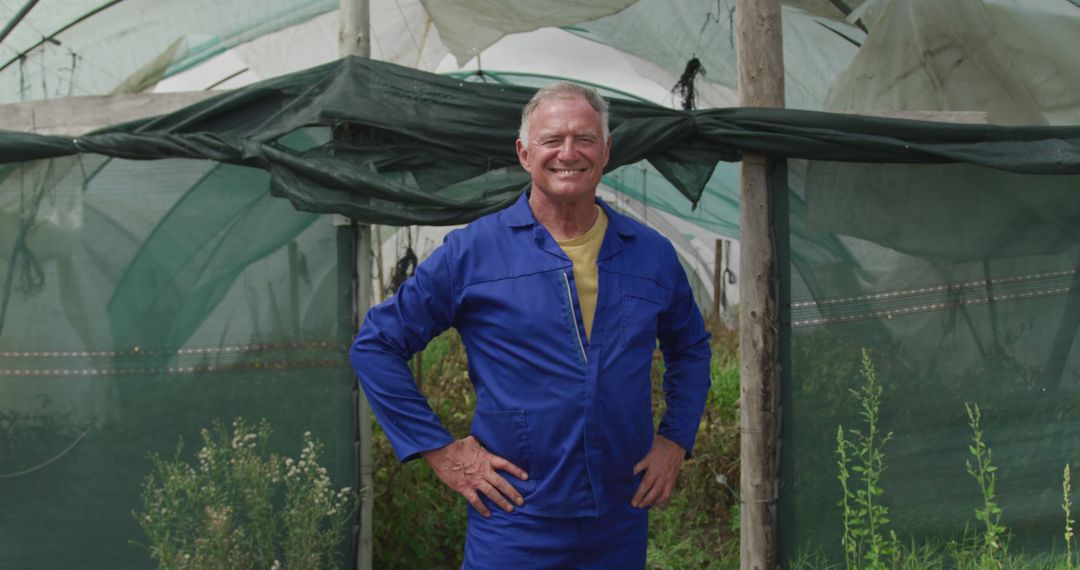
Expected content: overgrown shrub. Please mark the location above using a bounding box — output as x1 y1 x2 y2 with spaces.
135 418 356 569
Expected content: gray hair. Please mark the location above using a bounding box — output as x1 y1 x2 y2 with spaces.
518 82 610 143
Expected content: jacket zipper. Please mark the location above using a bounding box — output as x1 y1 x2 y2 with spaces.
562 271 588 366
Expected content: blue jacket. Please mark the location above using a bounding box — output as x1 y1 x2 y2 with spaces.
350 192 711 518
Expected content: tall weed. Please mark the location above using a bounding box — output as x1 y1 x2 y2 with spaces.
965 402 1008 567
836 349 897 569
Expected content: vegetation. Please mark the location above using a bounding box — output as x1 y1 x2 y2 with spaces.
966 403 1008 566
135 418 356 569
647 327 741 569
371 326 743 569
816 351 1080 570
370 335 1080 569
836 350 897 569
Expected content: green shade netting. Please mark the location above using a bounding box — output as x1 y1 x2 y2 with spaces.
4 54 1080 567
0 155 355 568
782 158 1080 563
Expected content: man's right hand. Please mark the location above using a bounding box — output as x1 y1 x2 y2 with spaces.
421 435 529 518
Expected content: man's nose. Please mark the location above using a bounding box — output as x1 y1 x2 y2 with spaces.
556 138 580 160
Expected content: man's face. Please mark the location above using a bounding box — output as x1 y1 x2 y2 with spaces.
516 95 611 204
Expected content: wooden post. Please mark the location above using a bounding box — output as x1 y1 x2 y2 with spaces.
736 0 784 569
374 224 385 299
712 238 723 327
340 0 371 58
340 1 374 569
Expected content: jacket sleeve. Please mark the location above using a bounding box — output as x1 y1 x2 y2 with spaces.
350 235 460 463
656 241 712 458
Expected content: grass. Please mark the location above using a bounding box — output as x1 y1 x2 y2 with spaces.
371 326 743 569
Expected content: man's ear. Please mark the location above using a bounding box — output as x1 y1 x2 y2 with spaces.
601 134 613 168
515 138 530 171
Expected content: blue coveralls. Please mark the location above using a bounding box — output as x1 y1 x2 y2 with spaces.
351 192 712 568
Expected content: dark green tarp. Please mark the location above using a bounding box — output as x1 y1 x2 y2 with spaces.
4 56 1080 225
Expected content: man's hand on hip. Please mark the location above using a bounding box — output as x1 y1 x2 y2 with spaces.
421 435 528 518
630 434 686 509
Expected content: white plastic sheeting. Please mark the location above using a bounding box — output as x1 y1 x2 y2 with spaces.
565 0 865 110
419 0 638 67
231 1 450 78
826 0 1080 126
0 0 338 103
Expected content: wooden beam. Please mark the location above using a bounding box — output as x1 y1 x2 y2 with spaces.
338 1 374 570
736 0 784 568
856 110 989 124
0 92 217 136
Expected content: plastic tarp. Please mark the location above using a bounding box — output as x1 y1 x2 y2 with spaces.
5 56 1080 228
0 0 339 103
566 0 864 111
826 0 1080 126
420 0 638 67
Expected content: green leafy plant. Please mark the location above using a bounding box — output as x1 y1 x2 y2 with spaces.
1066 464 1075 569
965 403 1007 568
836 349 897 569
135 418 356 569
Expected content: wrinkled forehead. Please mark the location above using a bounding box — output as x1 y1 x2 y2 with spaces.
529 95 605 136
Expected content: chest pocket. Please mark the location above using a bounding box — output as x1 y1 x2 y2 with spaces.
619 277 668 349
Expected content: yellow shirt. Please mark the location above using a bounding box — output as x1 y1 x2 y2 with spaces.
556 206 608 340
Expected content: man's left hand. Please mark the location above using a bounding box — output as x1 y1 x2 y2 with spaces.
630 434 686 508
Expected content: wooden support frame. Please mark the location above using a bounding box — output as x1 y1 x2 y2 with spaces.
736 0 784 568
338 2 374 570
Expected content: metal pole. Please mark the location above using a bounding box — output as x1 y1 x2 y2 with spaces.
0 0 42 47
736 0 784 568
339 1 373 569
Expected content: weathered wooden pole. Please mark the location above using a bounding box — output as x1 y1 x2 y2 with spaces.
712 238 723 327
339 1 374 569
736 0 784 568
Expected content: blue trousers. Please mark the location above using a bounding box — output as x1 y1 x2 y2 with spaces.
462 501 648 569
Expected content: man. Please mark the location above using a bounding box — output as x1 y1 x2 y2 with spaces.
350 82 711 569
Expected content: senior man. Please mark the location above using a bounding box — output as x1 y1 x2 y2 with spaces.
350 82 711 569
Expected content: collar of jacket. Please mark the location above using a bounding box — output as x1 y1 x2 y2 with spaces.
496 189 638 262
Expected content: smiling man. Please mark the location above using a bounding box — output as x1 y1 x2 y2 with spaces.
351 82 712 569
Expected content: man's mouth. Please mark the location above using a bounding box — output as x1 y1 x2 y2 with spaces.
550 168 586 176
